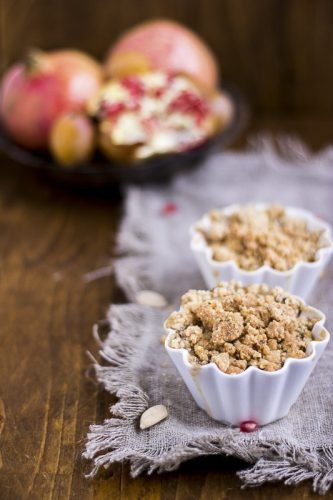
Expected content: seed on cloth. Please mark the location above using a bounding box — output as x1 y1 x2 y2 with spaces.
136 290 168 308
140 405 168 430
240 420 258 432
161 202 178 215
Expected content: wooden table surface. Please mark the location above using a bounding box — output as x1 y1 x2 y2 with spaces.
0 117 331 500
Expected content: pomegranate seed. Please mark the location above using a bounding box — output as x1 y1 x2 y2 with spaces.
240 421 258 433
142 116 158 133
152 86 166 98
100 101 125 120
121 76 145 99
161 202 178 215
168 90 209 119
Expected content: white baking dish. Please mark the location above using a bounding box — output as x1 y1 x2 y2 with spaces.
190 204 333 300
165 302 329 427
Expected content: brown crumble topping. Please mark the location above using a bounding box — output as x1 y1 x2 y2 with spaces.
166 282 320 374
198 204 325 271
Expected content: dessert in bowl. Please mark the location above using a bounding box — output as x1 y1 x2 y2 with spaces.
165 281 329 426
190 204 333 299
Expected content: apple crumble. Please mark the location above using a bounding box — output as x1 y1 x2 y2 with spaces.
166 282 319 373
198 204 325 271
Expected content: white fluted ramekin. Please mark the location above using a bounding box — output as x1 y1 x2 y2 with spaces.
190 204 333 300
165 304 329 426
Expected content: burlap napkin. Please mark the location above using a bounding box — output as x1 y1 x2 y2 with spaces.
84 137 333 494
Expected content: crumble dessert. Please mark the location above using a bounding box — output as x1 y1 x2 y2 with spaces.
88 72 225 162
198 204 325 271
166 282 319 373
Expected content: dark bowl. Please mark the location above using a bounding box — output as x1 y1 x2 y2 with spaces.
0 83 249 188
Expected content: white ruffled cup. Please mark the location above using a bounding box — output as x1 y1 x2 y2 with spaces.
165 304 329 426
190 204 333 300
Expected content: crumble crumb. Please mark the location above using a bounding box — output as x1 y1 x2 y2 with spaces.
198 204 325 271
166 282 319 373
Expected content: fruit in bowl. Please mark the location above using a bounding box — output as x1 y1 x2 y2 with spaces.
49 112 96 167
88 72 233 163
104 19 219 92
0 21 241 178
0 49 102 149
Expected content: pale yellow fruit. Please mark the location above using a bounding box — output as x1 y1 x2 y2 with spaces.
50 113 95 167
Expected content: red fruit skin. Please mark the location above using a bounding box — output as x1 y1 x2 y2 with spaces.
50 51 102 110
0 51 102 149
0 64 64 149
105 19 219 92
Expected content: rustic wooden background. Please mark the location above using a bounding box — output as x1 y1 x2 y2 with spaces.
0 0 332 498
1 119 330 499
2 0 333 116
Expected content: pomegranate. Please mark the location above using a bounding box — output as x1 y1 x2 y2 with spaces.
0 49 102 149
49 113 95 167
91 72 221 163
105 19 219 92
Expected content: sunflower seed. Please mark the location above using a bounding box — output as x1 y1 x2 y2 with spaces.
136 290 168 308
140 405 168 430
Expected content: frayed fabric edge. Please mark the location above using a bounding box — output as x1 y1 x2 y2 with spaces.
83 305 333 494
114 190 154 301
84 136 333 493
114 135 333 301
238 446 333 495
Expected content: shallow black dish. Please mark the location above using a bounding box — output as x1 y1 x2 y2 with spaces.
0 84 248 188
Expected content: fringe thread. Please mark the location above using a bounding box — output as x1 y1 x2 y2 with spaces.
84 137 333 494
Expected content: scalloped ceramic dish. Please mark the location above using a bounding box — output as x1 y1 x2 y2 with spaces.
0 84 248 188
190 204 333 300
165 303 329 426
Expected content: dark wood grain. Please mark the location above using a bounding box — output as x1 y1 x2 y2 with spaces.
1 0 333 498
2 0 333 116
0 116 330 500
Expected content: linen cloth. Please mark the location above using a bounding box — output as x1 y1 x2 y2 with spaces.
84 137 333 493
